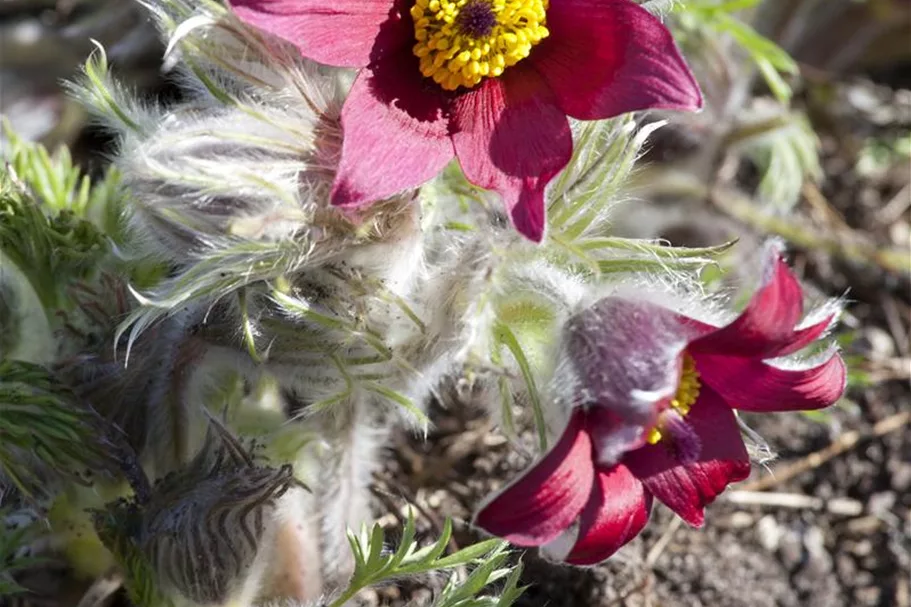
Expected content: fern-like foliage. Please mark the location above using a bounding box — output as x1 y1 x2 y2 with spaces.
671 2 822 212
0 360 120 500
2 119 126 230
729 105 821 211
680 0 799 103
0 171 106 314
330 510 525 607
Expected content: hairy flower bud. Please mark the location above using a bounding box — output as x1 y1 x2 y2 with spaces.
564 296 693 462
135 418 301 605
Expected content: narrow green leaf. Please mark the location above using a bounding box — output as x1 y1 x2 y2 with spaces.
494 322 547 451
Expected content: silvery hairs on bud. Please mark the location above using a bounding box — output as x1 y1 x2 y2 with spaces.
532 268 720 452
67 0 451 416
137 414 302 606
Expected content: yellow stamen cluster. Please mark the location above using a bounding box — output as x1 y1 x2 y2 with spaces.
646 354 702 445
410 0 549 91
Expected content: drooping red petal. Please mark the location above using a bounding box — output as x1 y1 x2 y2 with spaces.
450 64 572 242
771 314 837 358
474 409 595 546
565 464 652 566
529 0 702 120
565 297 699 459
689 248 807 359
229 0 404 67
624 388 750 527
694 351 846 413
330 46 455 208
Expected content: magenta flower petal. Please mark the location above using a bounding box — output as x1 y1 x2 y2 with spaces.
229 0 402 67
624 388 750 527
529 0 702 120
450 65 572 242
771 315 836 358
694 351 846 413
330 49 455 208
690 249 806 358
474 409 595 546
565 464 652 566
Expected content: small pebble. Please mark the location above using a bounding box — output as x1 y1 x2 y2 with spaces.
803 527 826 557
854 571 874 587
855 585 882 606
426 490 445 508
835 554 856 580
846 515 882 535
867 491 896 516
779 529 804 569
729 511 754 529
410 588 433 603
757 515 781 552
804 526 833 574
889 463 911 493
890 221 910 248
850 539 874 557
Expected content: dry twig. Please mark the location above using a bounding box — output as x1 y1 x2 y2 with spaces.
739 411 910 492
722 490 864 515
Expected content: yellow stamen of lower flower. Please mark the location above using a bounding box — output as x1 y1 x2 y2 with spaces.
646 354 701 445
410 0 549 91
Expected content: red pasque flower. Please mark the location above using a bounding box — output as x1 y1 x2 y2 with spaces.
474 246 847 564
228 0 702 241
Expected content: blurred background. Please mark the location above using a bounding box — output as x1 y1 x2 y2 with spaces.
1 1 910 606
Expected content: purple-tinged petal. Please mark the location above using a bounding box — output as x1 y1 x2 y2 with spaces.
658 410 702 466
695 351 846 413
565 464 652 566
330 47 455 208
529 0 702 120
624 388 750 527
565 297 698 450
689 247 806 358
450 65 572 242
474 409 595 546
585 407 650 469
229 0 404 68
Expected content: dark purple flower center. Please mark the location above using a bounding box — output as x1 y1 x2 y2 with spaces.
456 1 497 39
660 410 702 465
